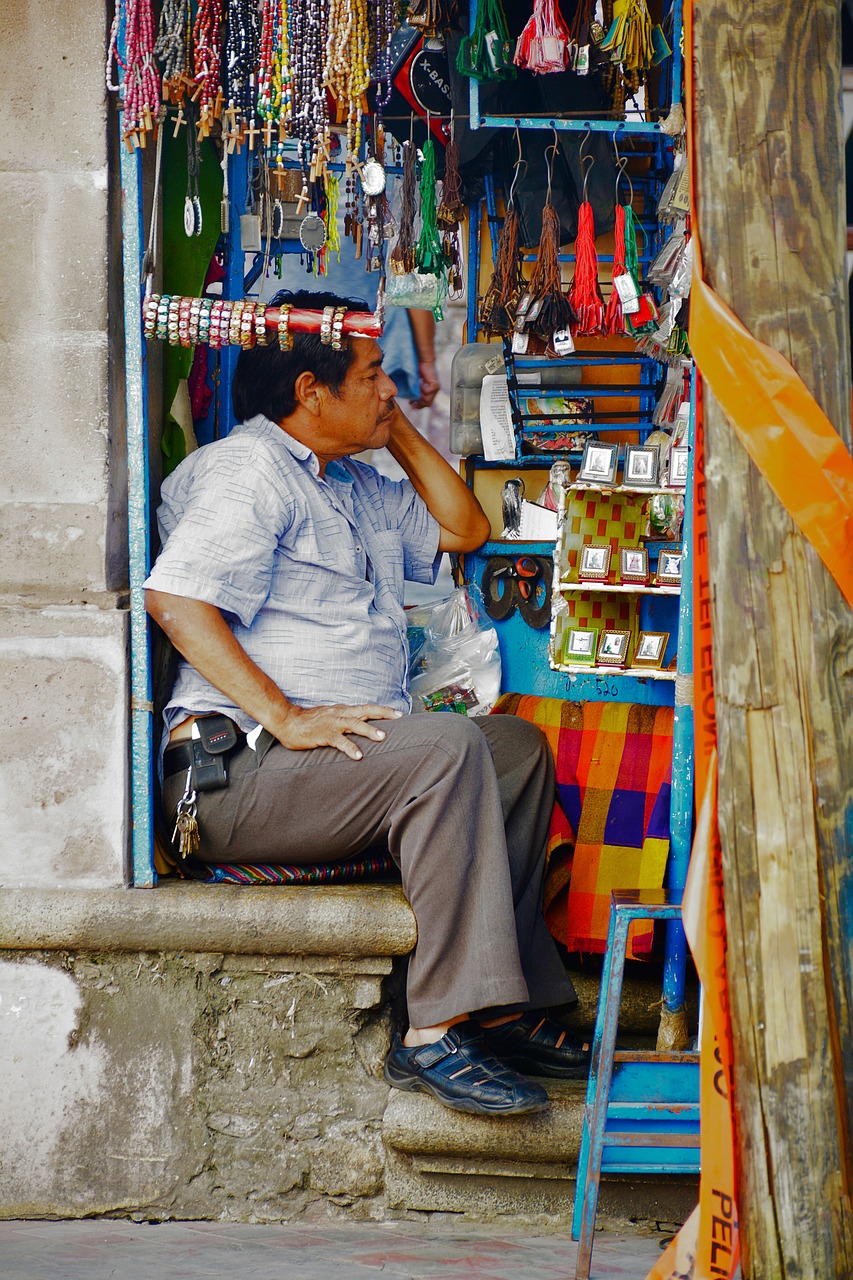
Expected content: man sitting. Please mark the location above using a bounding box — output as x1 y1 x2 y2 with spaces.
145 290 588 1116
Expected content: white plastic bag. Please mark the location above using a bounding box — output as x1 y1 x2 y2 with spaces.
407 586 502 716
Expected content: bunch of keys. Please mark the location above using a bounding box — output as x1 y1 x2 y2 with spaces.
171 767 200 859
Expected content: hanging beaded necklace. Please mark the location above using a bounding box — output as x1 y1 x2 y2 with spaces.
192 0 224 135
371 0 396 110
111 0 161 144
154 0 190 100
258 0 292 145
326 0 370 161
290 0 330 177
224 0 260 142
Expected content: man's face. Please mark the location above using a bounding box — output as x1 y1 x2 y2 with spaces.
313 339 398 461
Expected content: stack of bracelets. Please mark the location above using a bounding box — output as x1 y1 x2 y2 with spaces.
142 294 380 348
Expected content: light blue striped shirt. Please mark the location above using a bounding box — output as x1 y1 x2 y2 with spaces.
145 414 442 733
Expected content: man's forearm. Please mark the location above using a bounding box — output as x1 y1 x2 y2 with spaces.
146 590 403 759
146 590 298 738
386 405 490 552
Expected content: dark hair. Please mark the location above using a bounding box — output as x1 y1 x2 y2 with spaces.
232 289 370 424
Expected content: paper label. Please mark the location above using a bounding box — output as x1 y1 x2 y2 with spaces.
552 327 575 355
479 374 517 461
511 330 529 354
614 273 640 311
519 499 559 541
575 44 590 74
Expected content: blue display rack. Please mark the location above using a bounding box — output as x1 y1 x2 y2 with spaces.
457 0 697 1232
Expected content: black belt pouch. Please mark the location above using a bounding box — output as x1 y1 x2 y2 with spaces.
191 714 240 791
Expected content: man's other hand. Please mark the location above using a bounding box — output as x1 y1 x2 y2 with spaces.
276 704 403 760
410 359 440 410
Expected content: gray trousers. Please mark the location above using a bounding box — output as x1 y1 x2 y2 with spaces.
163 713 576 1026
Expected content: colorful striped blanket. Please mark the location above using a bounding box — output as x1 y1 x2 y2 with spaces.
492 695 674 958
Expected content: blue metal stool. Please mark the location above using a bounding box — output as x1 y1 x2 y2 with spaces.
573 889 700 1280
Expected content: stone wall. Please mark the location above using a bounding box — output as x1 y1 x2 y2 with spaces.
0 885 417 1222
0 2 130 890
1 948 395 1221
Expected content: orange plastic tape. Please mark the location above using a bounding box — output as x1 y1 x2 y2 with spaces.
684 0 853 609
644 761 741 1280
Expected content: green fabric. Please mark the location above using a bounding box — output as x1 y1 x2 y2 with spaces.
160 130 223 473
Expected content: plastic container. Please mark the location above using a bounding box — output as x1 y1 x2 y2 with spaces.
449 343 506 455
449 343 584 455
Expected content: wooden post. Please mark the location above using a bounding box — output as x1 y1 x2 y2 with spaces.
692 2 853 1275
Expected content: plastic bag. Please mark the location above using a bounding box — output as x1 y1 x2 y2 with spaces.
407 586 502 716
386 270 442 311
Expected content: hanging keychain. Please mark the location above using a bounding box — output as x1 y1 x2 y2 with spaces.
414 131 448 318
389 135 417 276
567 135 605 336
604 141 641 333
522 138 575 350
480 133 526 337
457 0 516 81
514 0 571 74
184 100 203 236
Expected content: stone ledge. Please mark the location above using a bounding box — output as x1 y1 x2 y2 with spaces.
383 1084 585 1166
0 884 417 958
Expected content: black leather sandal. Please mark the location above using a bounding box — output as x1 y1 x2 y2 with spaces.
480 1011 591 1079
384 1021 550 1115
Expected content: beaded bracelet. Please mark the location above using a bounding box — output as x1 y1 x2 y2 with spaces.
320 305 334 345
229 300 245 347
278 303 293 351
208 300 224 349
255 302 268 345
178 296 193 347
155 295 171 341
219 300 235 347
188 297 203 346
330 305 346 351
198 298 213 345
240 303 256 348
167 296 181 345
143 294 160 340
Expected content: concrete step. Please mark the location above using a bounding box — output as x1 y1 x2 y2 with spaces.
382 961 700 1228
382 1081 697 1230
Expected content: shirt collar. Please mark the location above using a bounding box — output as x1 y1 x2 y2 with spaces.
237 414 353 485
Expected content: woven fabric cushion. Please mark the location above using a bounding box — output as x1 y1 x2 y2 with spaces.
202 850 399 885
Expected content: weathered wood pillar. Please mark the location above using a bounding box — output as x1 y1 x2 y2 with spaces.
692 3 853 1276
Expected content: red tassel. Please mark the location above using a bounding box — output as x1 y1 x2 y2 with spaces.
568 201 605 336
604 204 627 335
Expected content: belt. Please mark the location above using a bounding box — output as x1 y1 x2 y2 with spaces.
163 739 198 780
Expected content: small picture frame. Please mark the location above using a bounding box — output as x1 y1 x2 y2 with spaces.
656 550 683 586
597 629 630 667
623 444 660 489
577 440 618 487
633 631 669 669
563 627 599 666
578 543 612 582
667 445 689 488
619 545 649 585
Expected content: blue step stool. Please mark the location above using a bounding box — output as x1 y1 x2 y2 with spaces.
573 889 700 1280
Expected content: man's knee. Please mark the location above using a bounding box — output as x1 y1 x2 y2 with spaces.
481 713 549 761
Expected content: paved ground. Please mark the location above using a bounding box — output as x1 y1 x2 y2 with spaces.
0 1220 668 1280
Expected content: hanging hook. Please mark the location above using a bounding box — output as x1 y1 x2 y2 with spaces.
545 128 559 207
613 127 634 206
579 126 595 206
508 128 526 208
